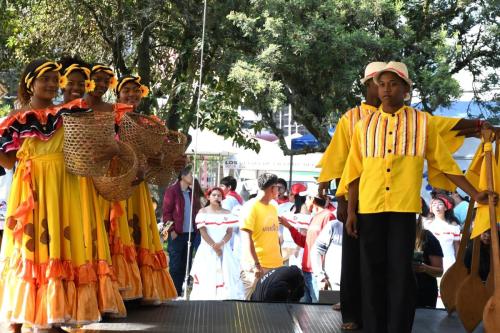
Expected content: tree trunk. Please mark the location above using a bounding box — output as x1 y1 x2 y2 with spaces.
136 0 152 114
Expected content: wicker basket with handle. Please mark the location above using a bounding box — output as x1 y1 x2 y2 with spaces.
92 141 138 201
118 112 168 157
62 111 116 176
145 130 187 186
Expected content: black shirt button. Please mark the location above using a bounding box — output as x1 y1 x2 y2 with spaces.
388 149 392 153
389 131 393 135
386 187 390 191
387 169 391 172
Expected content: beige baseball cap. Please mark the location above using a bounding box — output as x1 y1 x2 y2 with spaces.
373 61 413 88
360 62 387 84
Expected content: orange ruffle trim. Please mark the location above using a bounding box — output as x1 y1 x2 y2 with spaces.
0 256 130 326
0 257 103 328
137 248 177 303
95 261 126 317
113 102 134 125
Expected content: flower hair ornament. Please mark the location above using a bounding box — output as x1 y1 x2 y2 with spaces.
24 61 62 94
59 63 95 92
91 64 117 89
116 75 150 98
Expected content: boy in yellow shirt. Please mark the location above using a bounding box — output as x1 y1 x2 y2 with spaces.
240 173 283 299
318 61 385 330
319 61 488 331
338 61 496 333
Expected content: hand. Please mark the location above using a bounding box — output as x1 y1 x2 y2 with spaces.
474 190 498 205
316 273 329 290
212 242 223 256
345 213 358 238
413 262 427 274
161 228 169 241
318 182 330 198
170 230 178 240
253 264 264 279
278 216 291 229
94 142 119 162
336 198 348 223
214 244 223 257
320 278 331 290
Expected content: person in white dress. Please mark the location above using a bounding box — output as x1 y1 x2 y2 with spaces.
190 187 244 300
424 196 461 273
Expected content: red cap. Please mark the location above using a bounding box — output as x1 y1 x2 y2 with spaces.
290 183 307 195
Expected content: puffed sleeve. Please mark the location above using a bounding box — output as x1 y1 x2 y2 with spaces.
430 115 464 154
426 116 463 191
336 122 363 197
195 212 206 228
318 114 351 182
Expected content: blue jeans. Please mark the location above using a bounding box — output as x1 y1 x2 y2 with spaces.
167 232 199 296
302 271 319 303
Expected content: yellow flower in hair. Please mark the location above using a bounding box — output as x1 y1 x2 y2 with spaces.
109 76 118 89
59 75 68 89
140 85 150 97
85 79 96 93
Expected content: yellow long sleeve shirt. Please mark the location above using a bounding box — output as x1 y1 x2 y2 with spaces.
337 106 463 214
317 103 377 182
317 105 464 183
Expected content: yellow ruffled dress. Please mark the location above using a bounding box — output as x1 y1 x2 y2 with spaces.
79 176 127 316
98 198 143 300
125 183 177 302
0 128 101 328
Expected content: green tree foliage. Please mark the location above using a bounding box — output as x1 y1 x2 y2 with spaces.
227 0 499 153
0 0 498 153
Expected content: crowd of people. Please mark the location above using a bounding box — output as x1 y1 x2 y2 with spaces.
160 171 341 302
0 56 499 333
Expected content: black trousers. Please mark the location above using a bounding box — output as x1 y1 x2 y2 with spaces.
340 223 362 325
167 232 199 296
358 212 417 333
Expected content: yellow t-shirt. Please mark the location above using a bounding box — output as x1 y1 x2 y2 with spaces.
337 106 463 213
241 201 283 268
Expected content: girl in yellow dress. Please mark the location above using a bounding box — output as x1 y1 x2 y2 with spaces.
115 75 177 303
0 59 102 332
83 66 144 301
59 60 127 318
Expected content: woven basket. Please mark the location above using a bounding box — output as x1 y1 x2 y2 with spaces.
118 113 167 157
63 112 116 176
145 131 187 186
92 141 138 201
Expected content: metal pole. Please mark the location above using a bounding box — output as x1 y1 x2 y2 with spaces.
289 154 293 189
182 0 207 301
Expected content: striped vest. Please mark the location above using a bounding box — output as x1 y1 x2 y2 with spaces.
360 107 428 158
347 105 375 137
